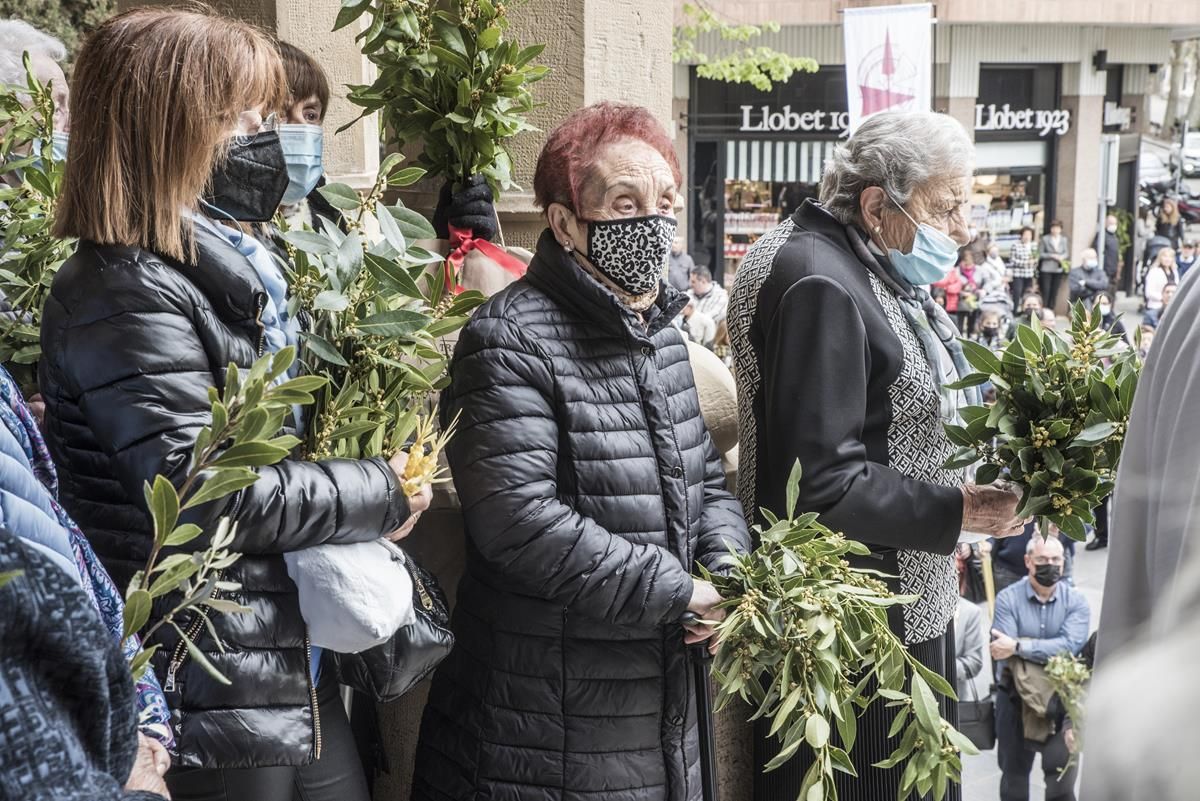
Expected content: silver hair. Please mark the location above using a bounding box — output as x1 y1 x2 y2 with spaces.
0 20 67 89
819 111 974 225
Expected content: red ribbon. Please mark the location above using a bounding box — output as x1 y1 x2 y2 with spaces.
444 224 528 294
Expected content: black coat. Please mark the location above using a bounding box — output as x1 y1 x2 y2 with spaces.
38 226 409 769
0 529 165 800
412 231 750 801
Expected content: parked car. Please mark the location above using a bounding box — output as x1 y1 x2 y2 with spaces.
1169 132 1200 177
1140 150 1172 185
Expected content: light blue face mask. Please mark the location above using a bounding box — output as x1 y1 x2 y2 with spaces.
882 193 961 286
26 130 69 171
277 123 323 205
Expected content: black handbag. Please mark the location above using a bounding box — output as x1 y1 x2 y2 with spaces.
959 679 997 751
332 552 454 703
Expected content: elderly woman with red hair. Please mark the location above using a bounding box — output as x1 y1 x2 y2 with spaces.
411 103 750 801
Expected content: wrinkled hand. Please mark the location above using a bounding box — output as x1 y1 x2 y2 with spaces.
27 393 45 430
990 628 1017 661
385 452 433 542
962 483 1028 537
1064 725 1077 754
125 734 170 797
685 579 726 655
978 538 993 556
432 175 498 242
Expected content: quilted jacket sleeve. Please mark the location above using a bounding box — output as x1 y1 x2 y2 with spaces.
442 314 694 628
49 287 408 556
693 434 751 576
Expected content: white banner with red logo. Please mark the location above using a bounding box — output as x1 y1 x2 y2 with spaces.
843 3 933 135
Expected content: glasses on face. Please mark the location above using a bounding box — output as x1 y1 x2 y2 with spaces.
233 110 279 141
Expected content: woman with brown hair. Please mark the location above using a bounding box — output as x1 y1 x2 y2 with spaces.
1157 197 1184 250
38 8 428 800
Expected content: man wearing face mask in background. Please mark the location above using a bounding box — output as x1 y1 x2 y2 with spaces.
1069 247 1109 306
0 19 71 184
990 536 1090 801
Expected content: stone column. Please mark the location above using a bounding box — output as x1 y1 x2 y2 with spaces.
1055 93 1106 309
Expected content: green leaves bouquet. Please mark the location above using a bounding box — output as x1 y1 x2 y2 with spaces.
706 465 977 801
279 155 485 468
943 304 1140 540
0 59 76 389
338 0 548 191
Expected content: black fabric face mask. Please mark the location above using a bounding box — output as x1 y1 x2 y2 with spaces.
204 132 289 222
1034 563 1062 587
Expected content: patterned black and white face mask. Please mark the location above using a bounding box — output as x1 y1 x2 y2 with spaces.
584 214 677 296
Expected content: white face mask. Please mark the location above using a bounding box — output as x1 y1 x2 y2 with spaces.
1098 303 1111 315
1107 225 1118 233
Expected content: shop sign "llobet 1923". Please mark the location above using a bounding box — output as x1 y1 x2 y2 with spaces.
739 105 851 134
974 103 1071 137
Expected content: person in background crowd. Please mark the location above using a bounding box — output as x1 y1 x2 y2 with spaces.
1069 247 1108 306
1008 226 1038 307
1040 307 1058 331
1133 207 1153 273
0 18 70 138
40 10 429 800
411 102 751 801
688 264 728 325
1087 496 1111 552
1157 197 1184 250
1094 214 1120 288
983 522 1076 593
958 253 981 334
955 594 986 701
676 298 716 347
975 309 1008 351
932 257 966 330
1006 291 1043 341
1138 323 1156 359
965 224 990 266
0 530 170 801
729 110 1025 801
991 536 1090 801
1177 240 1197 278
1144 281 1178 328
668 234 695 292
1144 246 1179 316
1091 291 1127 342
1038 220 1069 308
978 242 1013 317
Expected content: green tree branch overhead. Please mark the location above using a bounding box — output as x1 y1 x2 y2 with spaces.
673 3 818 92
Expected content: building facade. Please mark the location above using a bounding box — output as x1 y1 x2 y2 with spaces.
677 1 1200 295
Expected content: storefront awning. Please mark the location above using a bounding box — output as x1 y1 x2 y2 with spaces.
725 139 839 184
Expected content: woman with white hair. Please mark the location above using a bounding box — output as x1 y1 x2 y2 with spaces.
0 19 69 132
728 111 1026 800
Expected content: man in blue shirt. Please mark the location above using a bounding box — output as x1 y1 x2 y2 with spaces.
990 535 1090 801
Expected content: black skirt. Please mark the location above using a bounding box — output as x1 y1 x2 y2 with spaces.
753 627 960 801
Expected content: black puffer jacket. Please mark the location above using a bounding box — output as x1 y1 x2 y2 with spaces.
412 231 751 801
38 227 409 768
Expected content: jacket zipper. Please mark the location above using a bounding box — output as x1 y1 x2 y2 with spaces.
163 611 207 693
254 292 267 357
306 635 323 760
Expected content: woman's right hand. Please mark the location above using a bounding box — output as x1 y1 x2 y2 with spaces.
385 452 433 542
685 579 726 654
125 734 171 797
961 483 1027 538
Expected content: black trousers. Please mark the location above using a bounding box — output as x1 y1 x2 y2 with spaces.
995 686 1077 801
1093 497 1110 544
166 674 370 801
754 627 960 801
1011 276 1035 308
1038 273 1065 310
